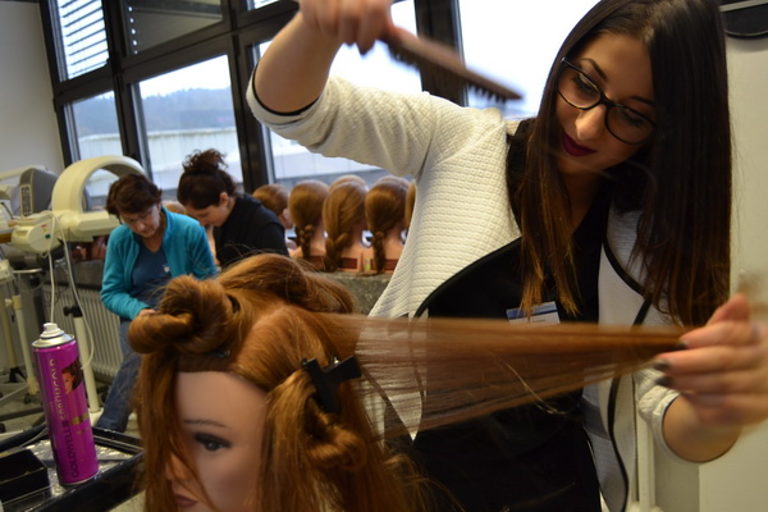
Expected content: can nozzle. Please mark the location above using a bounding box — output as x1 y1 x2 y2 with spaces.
40 322 65 339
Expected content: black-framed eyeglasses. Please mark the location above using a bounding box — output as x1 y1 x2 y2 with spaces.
557 58 655 145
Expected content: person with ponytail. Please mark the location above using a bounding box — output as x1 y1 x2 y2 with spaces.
288 179 329 270
363 176 409 274
177 148 288 268
323 179 369 272
129 253 426 512
249 0 768 510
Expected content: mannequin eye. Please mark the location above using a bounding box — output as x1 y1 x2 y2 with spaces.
194 433 231 452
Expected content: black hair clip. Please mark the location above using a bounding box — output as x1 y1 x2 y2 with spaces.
301 356 362 414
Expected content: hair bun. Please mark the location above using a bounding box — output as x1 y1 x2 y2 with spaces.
182 148 227 176
129 275 237 355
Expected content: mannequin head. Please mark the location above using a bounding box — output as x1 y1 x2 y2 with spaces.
130 253 428 512
323 181 368 272
253 183 292 230
288 180 329 264
364 176 409 273
328 174 367 192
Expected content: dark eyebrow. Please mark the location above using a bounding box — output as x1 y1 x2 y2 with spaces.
581 58 607 81
183 418 230 429
580 58 655 107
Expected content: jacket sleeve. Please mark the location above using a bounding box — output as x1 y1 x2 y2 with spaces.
248 75 445 181
635 367 688 462
100 232 149 320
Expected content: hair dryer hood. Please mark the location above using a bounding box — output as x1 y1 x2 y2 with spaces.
51 155 145 241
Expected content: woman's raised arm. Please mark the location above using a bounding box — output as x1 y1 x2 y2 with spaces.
254 0 395 113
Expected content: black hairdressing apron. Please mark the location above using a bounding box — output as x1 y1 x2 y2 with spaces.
403 186 611 512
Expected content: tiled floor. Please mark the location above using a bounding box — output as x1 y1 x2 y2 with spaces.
0 376 143 511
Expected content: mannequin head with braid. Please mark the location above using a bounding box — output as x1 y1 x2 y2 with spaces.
288 179 329 268
323 180 368 272
364 176 409 274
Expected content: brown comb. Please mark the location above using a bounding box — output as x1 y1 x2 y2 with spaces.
383 30 521 103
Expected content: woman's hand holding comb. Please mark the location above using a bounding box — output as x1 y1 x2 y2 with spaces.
294 0 396 54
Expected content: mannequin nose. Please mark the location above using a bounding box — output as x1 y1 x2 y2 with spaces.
165 452 189 482
574 105 607 142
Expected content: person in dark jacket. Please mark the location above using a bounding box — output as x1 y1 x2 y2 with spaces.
177 148 288 268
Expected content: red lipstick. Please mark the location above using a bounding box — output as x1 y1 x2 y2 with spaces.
561 132 596 157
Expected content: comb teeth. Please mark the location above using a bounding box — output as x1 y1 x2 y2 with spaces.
384 34 521 104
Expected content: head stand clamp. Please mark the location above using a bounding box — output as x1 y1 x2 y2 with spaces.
301 356 362 414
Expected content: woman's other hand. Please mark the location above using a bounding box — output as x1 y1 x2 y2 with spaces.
655 294 768 461
658 294 768 427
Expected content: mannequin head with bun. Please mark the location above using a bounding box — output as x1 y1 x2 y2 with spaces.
129 253 424 512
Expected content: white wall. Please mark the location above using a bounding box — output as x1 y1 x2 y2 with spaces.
657 32 768 512
0 2 63 173
697 35 768 512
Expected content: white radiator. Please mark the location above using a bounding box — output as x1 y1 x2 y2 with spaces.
42 284 122 380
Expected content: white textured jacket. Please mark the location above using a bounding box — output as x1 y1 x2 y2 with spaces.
248 74 689 511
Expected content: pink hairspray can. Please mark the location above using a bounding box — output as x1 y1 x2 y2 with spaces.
32 322 99 485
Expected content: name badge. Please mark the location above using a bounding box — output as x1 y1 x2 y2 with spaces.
506 300 560 325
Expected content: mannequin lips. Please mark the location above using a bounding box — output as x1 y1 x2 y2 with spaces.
174 494 197 508
561 132 596 157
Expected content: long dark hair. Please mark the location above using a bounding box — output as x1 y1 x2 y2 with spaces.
177 148 236 209
510 0 730 325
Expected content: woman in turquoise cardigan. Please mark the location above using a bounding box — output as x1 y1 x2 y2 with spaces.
96 173 216 432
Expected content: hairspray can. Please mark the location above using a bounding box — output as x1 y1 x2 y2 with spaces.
32 322 99 485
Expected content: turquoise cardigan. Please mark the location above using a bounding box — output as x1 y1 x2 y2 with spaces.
100 208 217 320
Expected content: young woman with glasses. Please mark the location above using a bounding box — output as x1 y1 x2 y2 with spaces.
248 0 768 510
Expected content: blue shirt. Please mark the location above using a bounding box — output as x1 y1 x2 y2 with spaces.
101 207 217 320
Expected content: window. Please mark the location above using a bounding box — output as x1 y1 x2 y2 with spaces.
260 0 421 188
83 170 120 210
458 0 599 117
45 0 600 194
138 55 240 197
123 0 223 54
53 0 108 79
247 0 280 10
71 92 122 160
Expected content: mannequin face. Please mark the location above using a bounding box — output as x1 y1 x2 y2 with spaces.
555 33 655 178
184 193 232 228
167 371 267 512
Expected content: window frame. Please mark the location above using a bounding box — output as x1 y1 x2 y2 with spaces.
39 0 464 190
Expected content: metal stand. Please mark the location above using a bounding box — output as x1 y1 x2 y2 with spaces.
63 305 101 414
0 261 43 433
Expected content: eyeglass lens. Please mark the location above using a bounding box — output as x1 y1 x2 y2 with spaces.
558 64 653 144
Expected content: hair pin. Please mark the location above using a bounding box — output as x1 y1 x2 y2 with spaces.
301 356 362 414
